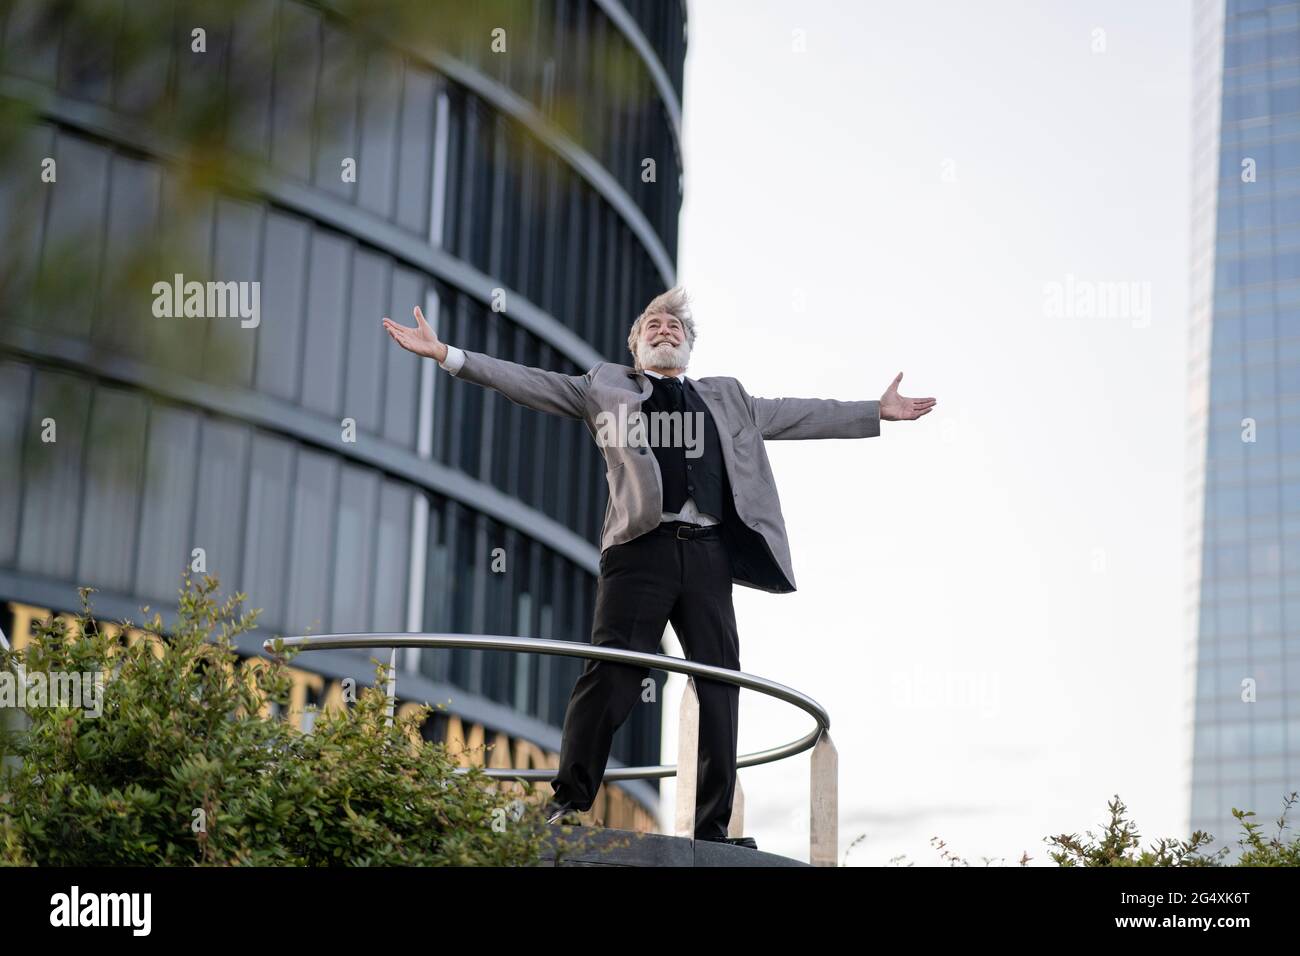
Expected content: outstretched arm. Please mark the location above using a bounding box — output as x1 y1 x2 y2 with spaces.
383 306 595 420
744 372 936 440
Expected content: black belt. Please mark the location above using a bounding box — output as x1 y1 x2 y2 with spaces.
655 520 721 539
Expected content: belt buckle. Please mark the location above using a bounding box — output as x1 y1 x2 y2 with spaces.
675 524 692 539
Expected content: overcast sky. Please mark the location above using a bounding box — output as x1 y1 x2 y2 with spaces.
661 0 1193 865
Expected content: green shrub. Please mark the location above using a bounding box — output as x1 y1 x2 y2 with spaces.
874 792 1300 866
0 574 586 866
1043 792 1300 867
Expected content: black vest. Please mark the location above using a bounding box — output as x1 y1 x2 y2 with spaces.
642 374 731 520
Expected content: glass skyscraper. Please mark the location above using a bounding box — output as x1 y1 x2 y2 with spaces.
1187 0 1300 858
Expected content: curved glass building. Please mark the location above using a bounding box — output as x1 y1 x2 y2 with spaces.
0 0 687 831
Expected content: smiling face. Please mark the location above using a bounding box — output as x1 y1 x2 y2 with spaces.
643 311 684 348
636 311 692 372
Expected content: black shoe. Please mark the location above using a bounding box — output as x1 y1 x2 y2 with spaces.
698 835 758 850
545 801 583 826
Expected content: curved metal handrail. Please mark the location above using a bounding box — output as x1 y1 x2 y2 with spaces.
260 633 830 782
262 631 842 865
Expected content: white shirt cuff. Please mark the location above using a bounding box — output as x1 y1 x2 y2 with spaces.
439 344 465 374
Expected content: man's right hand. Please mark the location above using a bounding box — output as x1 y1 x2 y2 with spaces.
383 306 447 363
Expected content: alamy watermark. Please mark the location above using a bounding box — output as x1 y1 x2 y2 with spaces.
595 406 706 457
890 665 1000 718
50 886 150 935
1043 274 1151 328
0 668 104 717
151 273 260 328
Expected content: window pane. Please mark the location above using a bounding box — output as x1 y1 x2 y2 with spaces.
357 50 401 218
285 447 338 635
241 432 294 633
270 2 320 181
395 65 434 234
19 370 91 578
0 361 33 565
345 248 388 434
255 210 309 400
135 402 200 601
97 153 162 355
206 198 262 387
373 480 412 633
77 386 147 591
301 231 350 416
191 418 250 588
332 464 378 632
383 266 422 447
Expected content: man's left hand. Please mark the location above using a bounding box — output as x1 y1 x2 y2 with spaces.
880 372 936 422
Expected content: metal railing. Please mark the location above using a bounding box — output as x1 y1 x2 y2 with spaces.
262 632 840 866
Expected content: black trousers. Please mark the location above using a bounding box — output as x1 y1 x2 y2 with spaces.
550 521 741 840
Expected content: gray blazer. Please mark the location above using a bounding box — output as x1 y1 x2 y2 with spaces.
446 348 880 593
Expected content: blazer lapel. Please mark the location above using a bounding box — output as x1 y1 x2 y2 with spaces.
625 367 652 404
687 378 738 469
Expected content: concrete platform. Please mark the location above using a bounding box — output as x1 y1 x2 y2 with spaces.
537 825 809 867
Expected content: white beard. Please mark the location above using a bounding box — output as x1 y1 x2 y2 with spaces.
637 337 691 372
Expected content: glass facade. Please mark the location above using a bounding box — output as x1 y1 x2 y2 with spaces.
1187 0 1300 858
0 0 686 829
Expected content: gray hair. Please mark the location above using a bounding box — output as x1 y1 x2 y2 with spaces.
627 286 696 368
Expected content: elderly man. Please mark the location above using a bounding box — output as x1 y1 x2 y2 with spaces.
383 287 936 848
